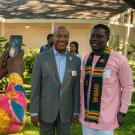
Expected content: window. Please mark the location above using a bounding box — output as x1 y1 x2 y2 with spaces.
130 11 134 24
110 34 120 44
124 14 128 23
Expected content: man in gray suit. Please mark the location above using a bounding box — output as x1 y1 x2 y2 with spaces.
30 26 81 135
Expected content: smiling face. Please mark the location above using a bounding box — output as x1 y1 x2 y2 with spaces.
90 28 109 55
53 26 70 54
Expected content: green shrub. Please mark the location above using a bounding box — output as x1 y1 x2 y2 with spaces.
0 36 8 54
0 36 8 91
24 48 39 74
127 44 135 83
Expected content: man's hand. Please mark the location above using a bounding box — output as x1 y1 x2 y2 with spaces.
7 50 24 77
117 112 126 127
31 115 40 127
0 51 8 79
71 115 79 125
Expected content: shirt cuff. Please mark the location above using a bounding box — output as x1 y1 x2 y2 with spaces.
31 113 38 116
73 113 79 115
120 104 129 113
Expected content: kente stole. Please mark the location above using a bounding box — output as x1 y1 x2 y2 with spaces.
84 48 111 123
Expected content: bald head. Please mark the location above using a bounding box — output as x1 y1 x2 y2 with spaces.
54 26 70 35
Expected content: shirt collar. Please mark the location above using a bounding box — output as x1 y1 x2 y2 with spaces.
53 47 67 55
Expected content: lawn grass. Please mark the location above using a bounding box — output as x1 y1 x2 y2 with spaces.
12 76 135 135
115 91 135 135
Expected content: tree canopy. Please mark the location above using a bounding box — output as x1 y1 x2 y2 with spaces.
123 0 135 9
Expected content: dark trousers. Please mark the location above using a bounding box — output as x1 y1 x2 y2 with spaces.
40 113 70 135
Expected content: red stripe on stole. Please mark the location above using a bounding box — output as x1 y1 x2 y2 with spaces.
93 70 103 74
85 69 91 72
85 112 99 118
88 114 99 118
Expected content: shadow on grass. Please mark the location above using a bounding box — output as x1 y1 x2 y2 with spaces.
115 91 135 135
16 118 39 135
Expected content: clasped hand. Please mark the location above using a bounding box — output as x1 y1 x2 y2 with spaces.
0 50 24 79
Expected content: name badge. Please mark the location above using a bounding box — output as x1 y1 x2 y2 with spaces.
103 70 111 78
72 71 77 76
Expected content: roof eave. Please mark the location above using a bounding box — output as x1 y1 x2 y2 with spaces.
3 18 109 24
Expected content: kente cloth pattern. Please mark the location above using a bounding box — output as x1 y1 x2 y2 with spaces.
84 48 111 123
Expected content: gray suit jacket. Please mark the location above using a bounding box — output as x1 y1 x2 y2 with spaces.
30 49 81 123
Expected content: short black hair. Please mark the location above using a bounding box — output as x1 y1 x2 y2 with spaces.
70 41 79 53
47 34 53 40
92 24 110 40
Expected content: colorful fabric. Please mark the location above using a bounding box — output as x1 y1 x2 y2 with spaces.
84 48 111 123
80 50 133 130
0 73 27 134
9 73 23 85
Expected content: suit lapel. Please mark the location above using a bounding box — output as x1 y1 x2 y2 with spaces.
62 52 72 86
48 49 61 84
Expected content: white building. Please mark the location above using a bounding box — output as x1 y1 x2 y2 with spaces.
0 0 135 55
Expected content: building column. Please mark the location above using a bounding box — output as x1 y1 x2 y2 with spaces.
0 16 5 36
124 13 131 56
51 23 55 33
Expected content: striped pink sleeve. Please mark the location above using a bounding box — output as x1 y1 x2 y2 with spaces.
119 56 133 113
